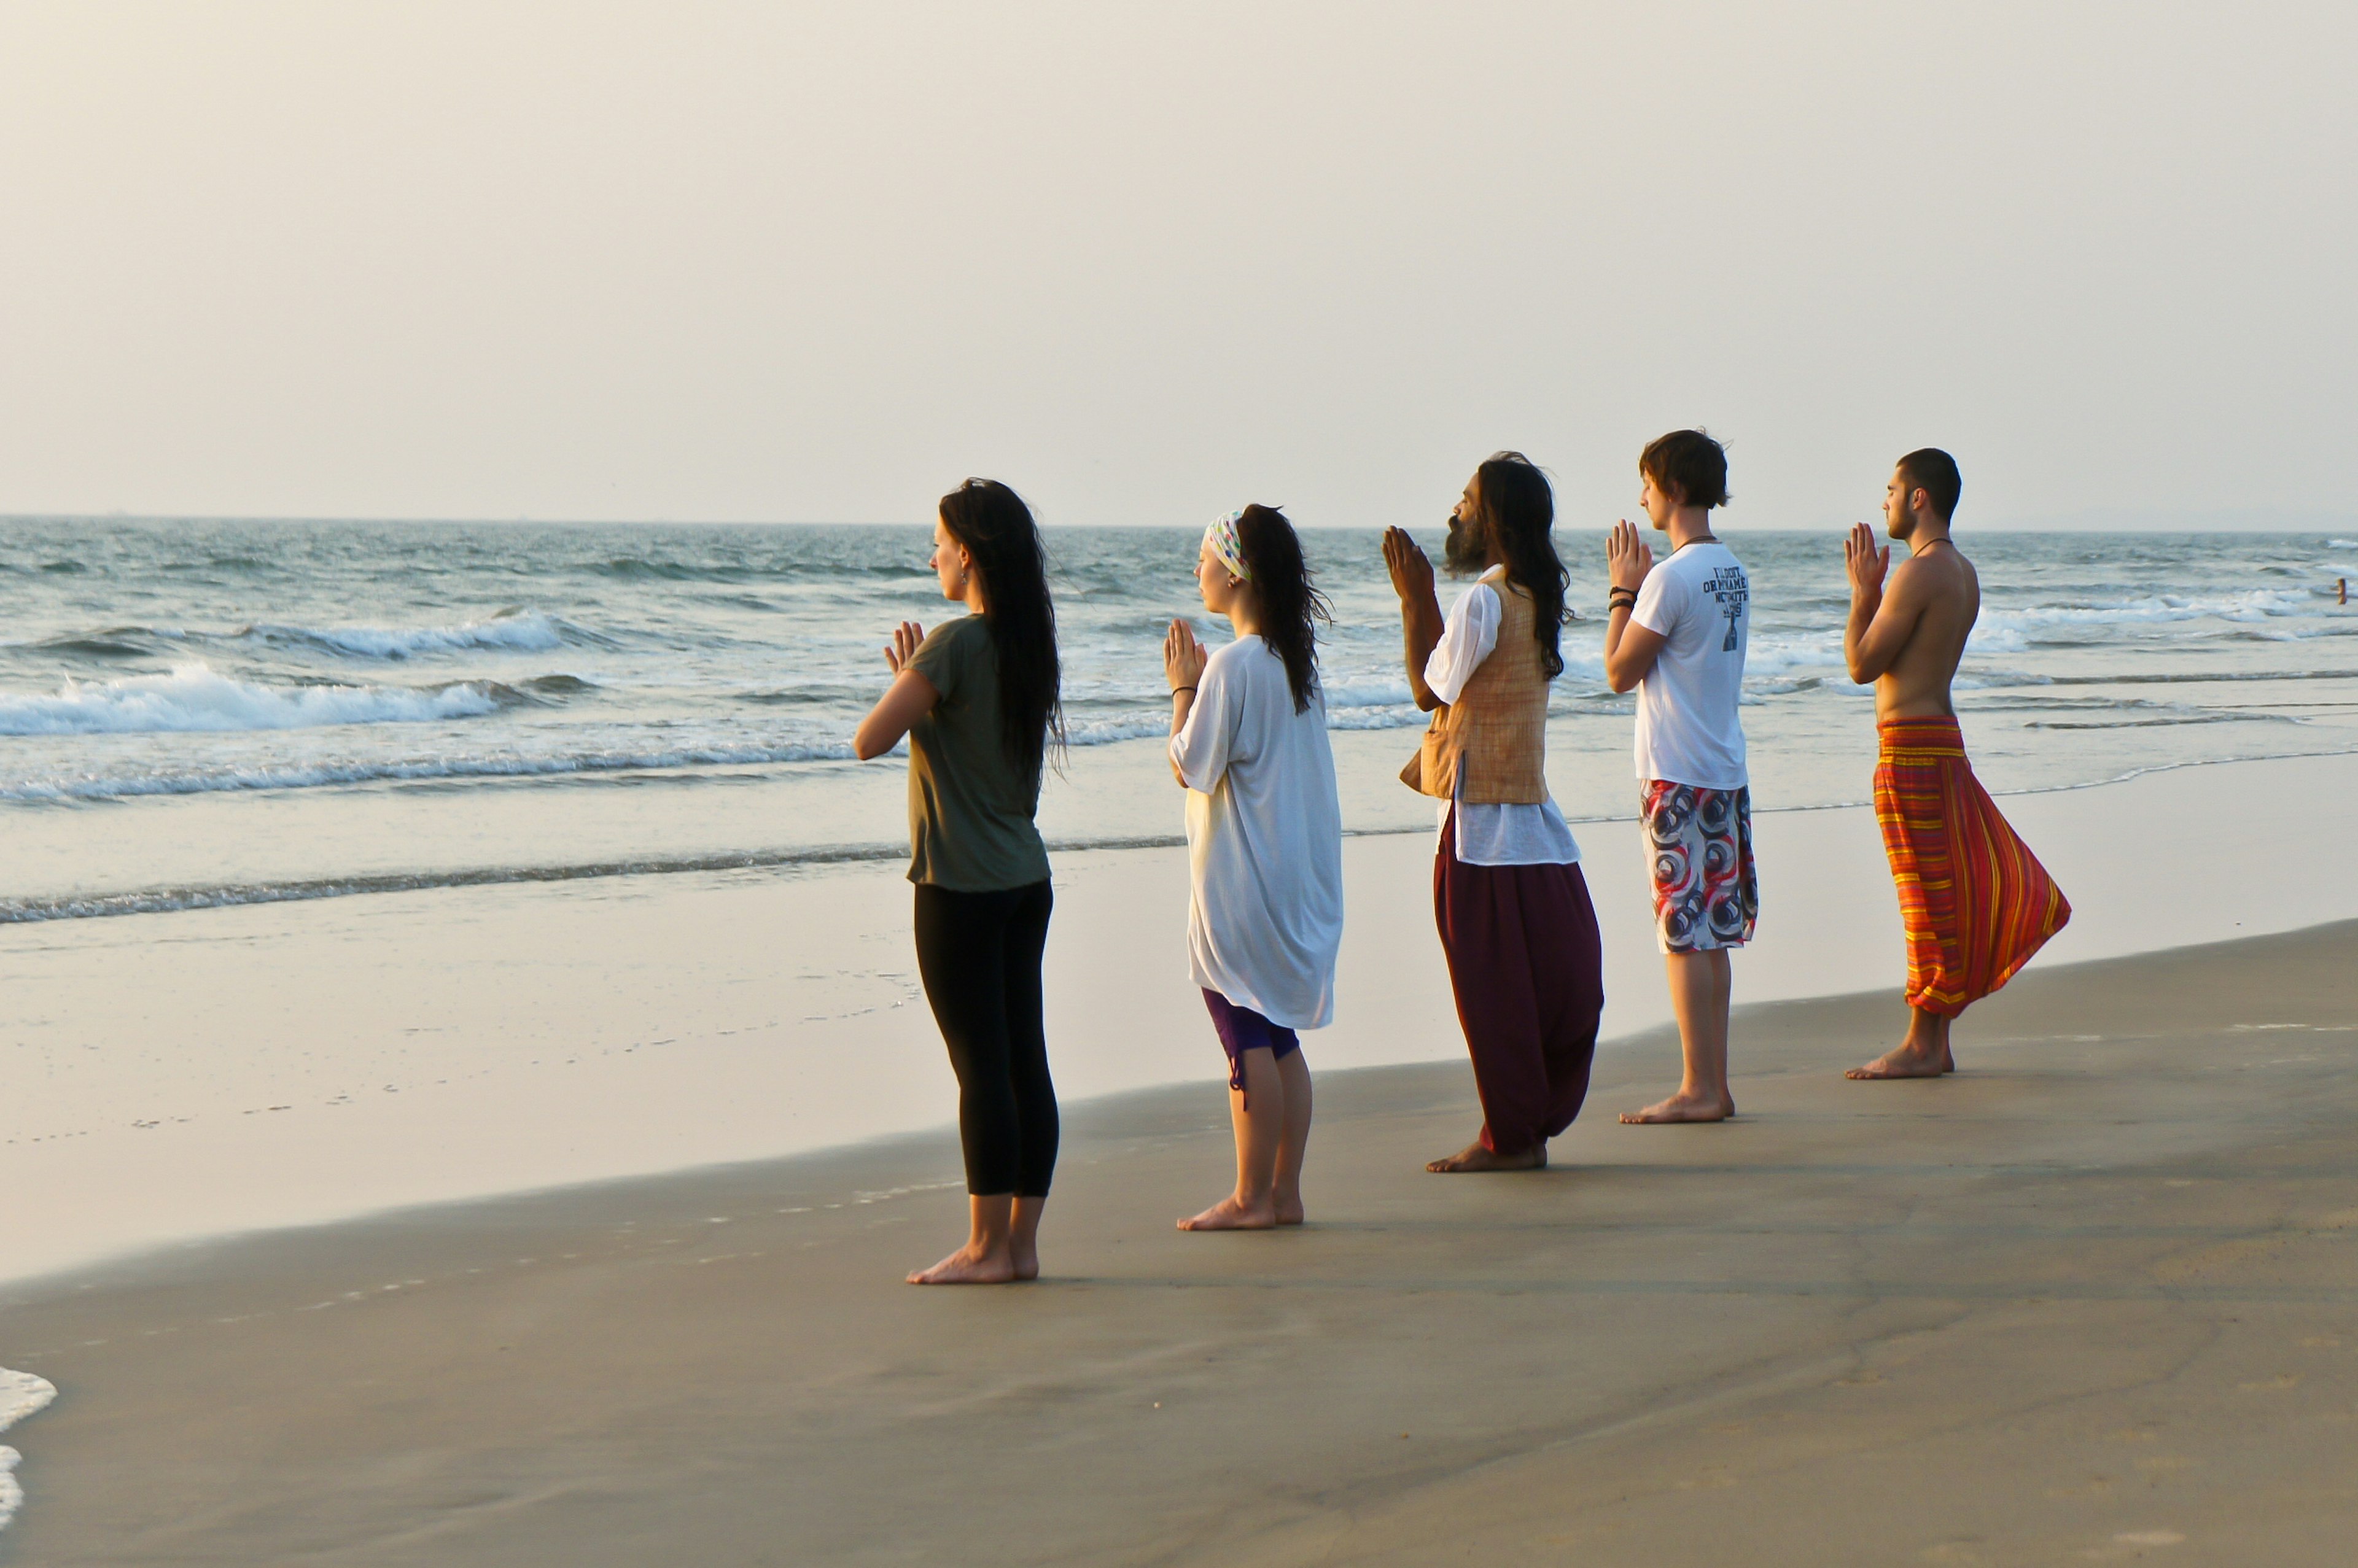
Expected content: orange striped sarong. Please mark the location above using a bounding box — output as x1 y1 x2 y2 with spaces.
1875 717 2070 1016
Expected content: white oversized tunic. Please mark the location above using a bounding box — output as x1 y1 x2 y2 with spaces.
1169 635 1345 1030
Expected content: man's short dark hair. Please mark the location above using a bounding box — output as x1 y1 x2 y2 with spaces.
1895 448 1961 522
1639 429 1730 510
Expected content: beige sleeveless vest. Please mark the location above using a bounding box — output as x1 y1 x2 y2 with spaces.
1400 580 1549 804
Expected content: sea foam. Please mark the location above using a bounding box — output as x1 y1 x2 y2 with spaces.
0 663 506 736
0 1367 56 1534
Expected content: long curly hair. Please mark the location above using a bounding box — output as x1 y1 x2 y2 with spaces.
1232 504 1331 713
1472 451 1571 681
936 478 1065 783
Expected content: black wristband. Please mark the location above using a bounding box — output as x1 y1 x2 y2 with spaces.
1170 685 1197 696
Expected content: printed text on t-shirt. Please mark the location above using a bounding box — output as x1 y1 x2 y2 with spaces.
1702 567 1749 652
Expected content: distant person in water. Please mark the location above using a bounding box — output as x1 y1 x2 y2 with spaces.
1606 430 1756 1124
1842 450 2071 1078
1385 453 1605 1172
1162 506 1345 1229
854 478 1064 1284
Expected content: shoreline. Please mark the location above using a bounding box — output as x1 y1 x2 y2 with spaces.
7 748 2358 1290
4 916 2354 1562
10 738 2357 925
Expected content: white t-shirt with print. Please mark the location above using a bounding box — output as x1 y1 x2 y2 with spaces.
1630 540 1750 789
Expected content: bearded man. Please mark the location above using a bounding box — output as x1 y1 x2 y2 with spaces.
1383 452 1605 1170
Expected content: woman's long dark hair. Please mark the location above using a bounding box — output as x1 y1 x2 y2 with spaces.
937 478 1065 783
1232 504 1331 713
1473 451 1571 680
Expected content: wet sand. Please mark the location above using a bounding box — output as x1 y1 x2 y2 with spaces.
10 749 2358 1288
6 918 2356 1565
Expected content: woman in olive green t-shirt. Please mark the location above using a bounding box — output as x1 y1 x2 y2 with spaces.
855 478 1064 1285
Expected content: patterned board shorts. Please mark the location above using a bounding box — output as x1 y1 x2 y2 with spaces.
1641 781 1759 954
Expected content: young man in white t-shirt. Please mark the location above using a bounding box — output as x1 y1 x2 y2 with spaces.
1603 429 1757 1124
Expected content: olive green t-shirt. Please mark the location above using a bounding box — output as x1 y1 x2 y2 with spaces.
905 615 1052 891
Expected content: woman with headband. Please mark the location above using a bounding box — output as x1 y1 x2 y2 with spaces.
1162 506 1345 1230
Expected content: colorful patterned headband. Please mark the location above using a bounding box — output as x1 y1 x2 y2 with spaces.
1204 509 1250 582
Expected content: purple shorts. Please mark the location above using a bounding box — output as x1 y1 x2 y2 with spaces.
1202 988 1301 1096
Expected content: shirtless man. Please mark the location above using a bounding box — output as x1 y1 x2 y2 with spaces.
1843 449 2070 1079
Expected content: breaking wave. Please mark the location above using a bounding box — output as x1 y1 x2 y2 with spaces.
1975 587 2319 642
234 608 580 659
0 664 517 736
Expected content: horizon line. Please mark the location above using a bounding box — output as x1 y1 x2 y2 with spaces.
7 511 2356 536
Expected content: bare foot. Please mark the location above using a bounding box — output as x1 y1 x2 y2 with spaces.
1010 1241 1040 1282
1426 1140 1546 1173
1619 1090 1735 1124
1178 1194 1278 1230
1274 1196 1305 1227
906 1244 1017 1285
1846 1043 1953 1079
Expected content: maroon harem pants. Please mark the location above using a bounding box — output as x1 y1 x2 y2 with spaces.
1433 810 1606 1155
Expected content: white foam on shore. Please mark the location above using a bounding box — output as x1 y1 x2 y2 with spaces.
0 1367 58 1534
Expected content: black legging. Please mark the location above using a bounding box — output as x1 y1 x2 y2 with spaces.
912 880 1057 1198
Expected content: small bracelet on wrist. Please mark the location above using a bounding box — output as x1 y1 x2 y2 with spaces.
1170 685 1197 697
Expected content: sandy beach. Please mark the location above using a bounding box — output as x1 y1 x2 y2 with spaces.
8 7 2355 1562
9 750 2358 1290
4 751 2357 1563
3 909 2354 1563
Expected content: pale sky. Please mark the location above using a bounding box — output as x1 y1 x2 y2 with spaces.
2 2 2351 530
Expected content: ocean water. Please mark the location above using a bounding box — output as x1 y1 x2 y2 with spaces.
3 519 2354 920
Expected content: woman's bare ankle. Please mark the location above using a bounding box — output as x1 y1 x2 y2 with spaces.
907 1239 1017 1285
1178 1191 1279 1230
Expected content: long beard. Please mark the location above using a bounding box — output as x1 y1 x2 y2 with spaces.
1442 513 1487 575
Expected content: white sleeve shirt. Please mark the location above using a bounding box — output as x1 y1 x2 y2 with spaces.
1169 635 1346 1028
1630 541 1749 788
1420 566 1582 867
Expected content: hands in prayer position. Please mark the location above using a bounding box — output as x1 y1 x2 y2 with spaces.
1845 521 1889 605
1380 526 1436 606
1606 519 1654 594
1602 522 1668 694
1164 618 1208 785
1164 618 1208 691
1382 527 1448 712
852 621 939 760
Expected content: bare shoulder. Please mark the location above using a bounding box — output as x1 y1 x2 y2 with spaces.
1893 543 1977 602
1941 545 1979 605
